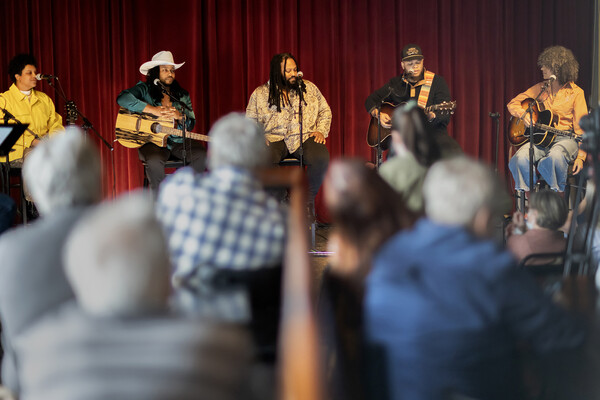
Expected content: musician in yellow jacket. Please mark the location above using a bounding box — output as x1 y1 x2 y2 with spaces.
0 54 63 164
508 46 587 193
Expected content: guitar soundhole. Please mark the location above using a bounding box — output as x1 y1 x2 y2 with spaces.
150 123 163 134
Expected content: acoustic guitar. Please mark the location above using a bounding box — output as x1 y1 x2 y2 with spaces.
366 101 456 148
114 107 209 149
507 98 579 147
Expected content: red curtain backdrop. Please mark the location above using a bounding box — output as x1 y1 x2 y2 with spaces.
0 0 594 220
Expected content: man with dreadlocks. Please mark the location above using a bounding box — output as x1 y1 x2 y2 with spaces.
117 51 206 191
508 45 588 194
246 52 331 215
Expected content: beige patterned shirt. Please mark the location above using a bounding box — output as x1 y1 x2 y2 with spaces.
246 80 332 153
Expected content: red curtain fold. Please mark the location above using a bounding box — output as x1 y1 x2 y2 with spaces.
0 0 594 221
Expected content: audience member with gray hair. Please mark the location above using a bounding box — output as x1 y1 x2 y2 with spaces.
422 155 508 236
0 127 101 395
364 157 585 400
157 112 286 323
13 192 252 400
506 189 568 263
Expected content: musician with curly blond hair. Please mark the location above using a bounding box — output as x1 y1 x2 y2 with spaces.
508 45 588 194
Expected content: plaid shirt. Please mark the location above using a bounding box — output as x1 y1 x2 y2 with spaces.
156 166 286 322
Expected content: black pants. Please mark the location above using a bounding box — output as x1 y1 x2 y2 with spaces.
268 137 329 203
138 141 206 191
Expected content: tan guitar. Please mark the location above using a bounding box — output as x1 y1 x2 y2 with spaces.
115 107 209 149
366 101 456 148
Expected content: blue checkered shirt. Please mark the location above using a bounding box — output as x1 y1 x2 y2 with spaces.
156 166 287 322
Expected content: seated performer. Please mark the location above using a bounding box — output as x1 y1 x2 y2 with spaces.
117 50 206 191
246 52 331 215
0 54 63 165
365 44 461 158
508 46 587 194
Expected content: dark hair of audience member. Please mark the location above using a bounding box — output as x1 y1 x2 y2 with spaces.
529 189 568 230
391 104 440 166
326 159 416 284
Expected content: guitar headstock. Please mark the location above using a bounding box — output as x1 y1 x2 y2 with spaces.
433 100 457 115
65 100 78 125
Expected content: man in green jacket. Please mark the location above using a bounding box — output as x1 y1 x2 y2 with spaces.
117 51 206 190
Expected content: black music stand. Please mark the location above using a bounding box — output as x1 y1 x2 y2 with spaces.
0 123 28 194
0 124 27 157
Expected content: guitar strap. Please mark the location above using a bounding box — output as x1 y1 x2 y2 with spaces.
416 71 435 109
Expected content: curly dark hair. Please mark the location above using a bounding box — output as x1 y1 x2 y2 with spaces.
391 102 441 167
267 53 305 112
537 46 579 85
8 54 37 83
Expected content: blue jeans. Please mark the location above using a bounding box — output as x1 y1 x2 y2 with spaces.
509 137 578 191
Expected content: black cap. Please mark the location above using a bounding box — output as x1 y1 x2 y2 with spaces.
402 44 424 61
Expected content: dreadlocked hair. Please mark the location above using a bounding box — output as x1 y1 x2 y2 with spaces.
537 46 579 85
145 66 189 105
268 53 301 112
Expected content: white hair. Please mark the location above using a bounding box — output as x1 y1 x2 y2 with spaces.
423 157 501 226
208 113 269 170
22 126 101 215
63 191 171 317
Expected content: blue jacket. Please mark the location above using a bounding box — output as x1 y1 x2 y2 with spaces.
365 218 585 400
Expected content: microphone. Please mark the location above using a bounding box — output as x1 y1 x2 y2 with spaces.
489 112 500 118
153 78 168 91
297 71 304 80
35 73 55 81
548 75 557 82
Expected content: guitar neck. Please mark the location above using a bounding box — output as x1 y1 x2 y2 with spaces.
162 126 209 142
534 123 574 138
425 101 456 114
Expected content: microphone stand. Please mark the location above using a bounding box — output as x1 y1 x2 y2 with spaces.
0 107 39 140
489 112 500 174
374 86 395 169
45 77 116 198
155 80 194 167
296 77 307 168
525 79 552 198
0 105 40 221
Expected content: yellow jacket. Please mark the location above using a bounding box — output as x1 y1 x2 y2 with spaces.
0 83 64 161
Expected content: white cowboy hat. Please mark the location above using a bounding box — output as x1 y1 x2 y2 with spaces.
139 51 185 75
